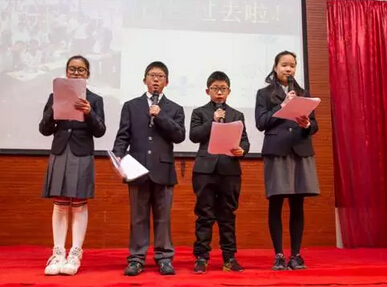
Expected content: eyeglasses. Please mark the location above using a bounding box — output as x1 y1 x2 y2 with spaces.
147 73 166 79
68 66 88 74
209 86 229 93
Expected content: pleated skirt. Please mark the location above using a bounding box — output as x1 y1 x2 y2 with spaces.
41 144 95 199
263 152 320 198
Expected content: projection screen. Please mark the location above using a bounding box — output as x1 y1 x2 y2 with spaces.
0 0 307 155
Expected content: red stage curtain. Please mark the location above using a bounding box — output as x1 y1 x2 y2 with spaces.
327 0 387 247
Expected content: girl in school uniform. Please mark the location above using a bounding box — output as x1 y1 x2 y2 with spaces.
255 51 320 270
39 55 106 275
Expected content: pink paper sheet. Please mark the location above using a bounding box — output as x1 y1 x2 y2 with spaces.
53 78 86 122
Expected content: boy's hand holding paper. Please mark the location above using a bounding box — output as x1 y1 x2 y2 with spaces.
107 151 149 182
208 121 243 156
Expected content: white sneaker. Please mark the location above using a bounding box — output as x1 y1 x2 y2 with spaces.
44 247 66 275
60 247 83 275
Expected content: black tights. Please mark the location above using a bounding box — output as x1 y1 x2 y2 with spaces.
268 195 304 256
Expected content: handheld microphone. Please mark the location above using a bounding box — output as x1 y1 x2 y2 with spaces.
287 75 295 92
215 103 225 123
150 91 159 127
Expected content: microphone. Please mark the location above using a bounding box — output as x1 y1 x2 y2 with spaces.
149 91 159 127
215 103 225 123
287 75 295 92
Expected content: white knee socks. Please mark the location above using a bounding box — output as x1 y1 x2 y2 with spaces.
51 200 88 250
52 203 70 248
71 204 88 249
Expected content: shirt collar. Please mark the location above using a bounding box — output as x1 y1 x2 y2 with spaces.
146 91 164 100
210 101 227 110
280 84 288 94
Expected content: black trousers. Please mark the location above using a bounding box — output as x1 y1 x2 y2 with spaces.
192 172 241 262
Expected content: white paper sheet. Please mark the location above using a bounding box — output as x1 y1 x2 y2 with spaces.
207 121 243 156
107 150 149 182
273 97 321 122
52 78 86 121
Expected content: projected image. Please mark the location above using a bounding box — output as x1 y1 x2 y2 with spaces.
0 0 305 153
0 0 121 86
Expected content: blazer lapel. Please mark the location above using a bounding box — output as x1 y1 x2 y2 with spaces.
271 86 286 105
158 94 167 108
204 102 215 121
224 103 234 123
135 93 151 118
85 89 91 101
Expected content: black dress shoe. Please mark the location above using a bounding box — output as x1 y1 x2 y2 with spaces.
124 262 143 276
158 261 176 275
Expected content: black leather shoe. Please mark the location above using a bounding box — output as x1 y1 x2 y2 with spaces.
158 261 176 275
288 254 307 270
124 262 143 276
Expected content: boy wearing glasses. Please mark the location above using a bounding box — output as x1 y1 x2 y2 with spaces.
112 61 185 276
189 71 250 274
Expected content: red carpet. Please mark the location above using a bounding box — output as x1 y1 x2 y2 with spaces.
0 246 386 286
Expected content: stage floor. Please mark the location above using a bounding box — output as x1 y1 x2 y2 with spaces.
0 246 386 286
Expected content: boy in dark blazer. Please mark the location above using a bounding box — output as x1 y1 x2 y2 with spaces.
190 71 250 274
112 61 185 276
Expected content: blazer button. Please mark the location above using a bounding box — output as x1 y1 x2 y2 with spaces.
288 127 293 132
148 136 153 141
148 150 152 154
